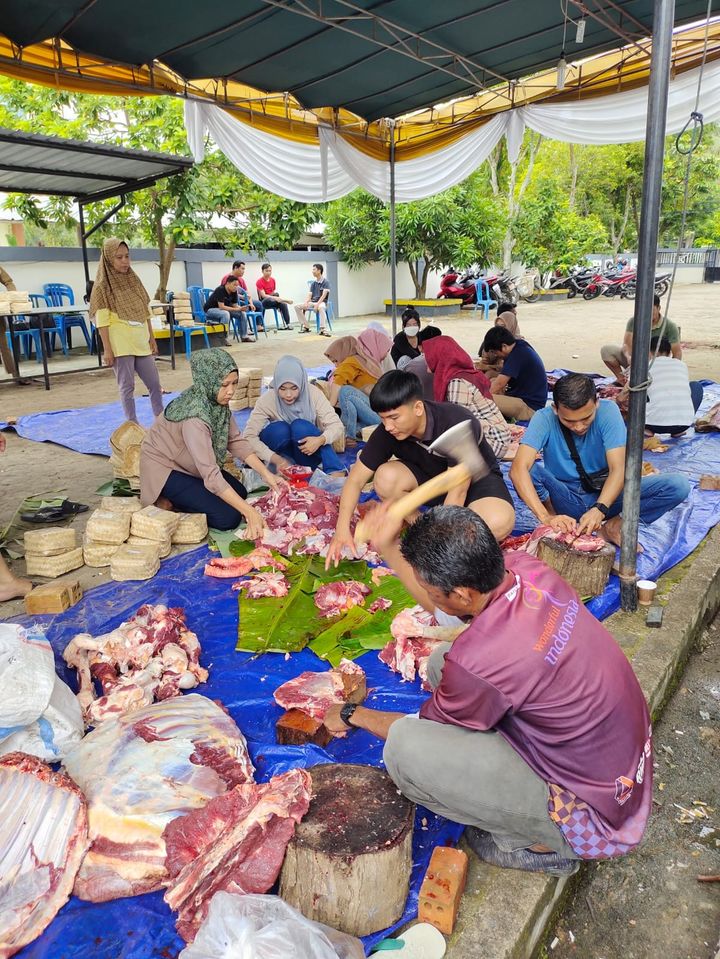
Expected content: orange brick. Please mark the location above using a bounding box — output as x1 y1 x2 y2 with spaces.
417 846 468 935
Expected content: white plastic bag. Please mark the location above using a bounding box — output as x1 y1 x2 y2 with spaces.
310 469 347 495
0 623 83 761
179 893 365 959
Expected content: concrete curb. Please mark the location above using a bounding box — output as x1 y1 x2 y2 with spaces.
445 525 720 959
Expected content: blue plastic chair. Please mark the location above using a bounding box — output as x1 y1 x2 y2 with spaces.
237 288 267 339
5 294 66 362
304 281 334 332
43 283 92 350
473 280 497 321
175 286 211 360
260 302 287 331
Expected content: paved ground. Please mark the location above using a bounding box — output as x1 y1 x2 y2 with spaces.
546 620 720 959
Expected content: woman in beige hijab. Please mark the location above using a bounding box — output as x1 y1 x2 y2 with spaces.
89 238 163 422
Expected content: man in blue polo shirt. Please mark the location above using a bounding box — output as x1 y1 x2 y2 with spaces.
480 326 547 421
509 373 690 547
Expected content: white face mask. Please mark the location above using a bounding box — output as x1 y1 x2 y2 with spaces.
404 326 420 337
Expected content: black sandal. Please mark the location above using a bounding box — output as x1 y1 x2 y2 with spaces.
21 500 89 524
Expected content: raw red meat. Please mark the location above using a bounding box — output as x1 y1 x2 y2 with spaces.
231 571 290 598
369 597 393 613
379 606 465 690
503 525 606 556
0 753 89 958
204 548 287 578
163 768 312 942
273 660 366 720
63 605 208 726
62 694 254 902
314 580 371 618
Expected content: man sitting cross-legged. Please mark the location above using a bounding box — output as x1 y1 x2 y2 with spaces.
324 505 654 876
325 370 515 568
509 372 690 546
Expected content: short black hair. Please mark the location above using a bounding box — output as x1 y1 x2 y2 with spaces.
650 335 671 356
417 325 442 344
313 263 324 274
482 326 515 352
496 301 516 315
370 370 423 413
232 260 245 269
401 506 505 595
654 294 661 308
401 307 420 327
225 275 239 285
261 262 271 270
553 372 597 410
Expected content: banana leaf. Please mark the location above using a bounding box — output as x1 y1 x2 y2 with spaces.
236 555 318 654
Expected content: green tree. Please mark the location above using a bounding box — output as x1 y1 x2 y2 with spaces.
324 176 503 297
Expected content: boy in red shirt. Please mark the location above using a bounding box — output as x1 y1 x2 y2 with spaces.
255 263 291 329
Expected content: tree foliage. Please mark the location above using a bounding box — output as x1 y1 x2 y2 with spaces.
324 176 503 297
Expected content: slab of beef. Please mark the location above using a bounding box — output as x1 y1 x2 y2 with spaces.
314 580 371 619
379 606 464 690
502 525 605 556
232 571 290 598
63 604 208 726
204 548 287 578
62 694 254 903
274 660 366 720
0 752 89 958
164 768 312 942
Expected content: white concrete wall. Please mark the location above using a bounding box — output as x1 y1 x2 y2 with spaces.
337 261 420 316
5 259 186 303
200 259 330 303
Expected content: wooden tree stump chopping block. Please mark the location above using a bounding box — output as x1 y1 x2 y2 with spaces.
536 537 615 598
280 763 414 937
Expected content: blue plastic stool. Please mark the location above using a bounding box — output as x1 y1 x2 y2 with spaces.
473 280 496 321
180 324 211 359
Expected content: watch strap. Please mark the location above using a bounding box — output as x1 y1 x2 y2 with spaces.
594 501 610 517
340 701 359 728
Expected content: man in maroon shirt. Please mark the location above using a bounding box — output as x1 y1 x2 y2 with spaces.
325 506 652 876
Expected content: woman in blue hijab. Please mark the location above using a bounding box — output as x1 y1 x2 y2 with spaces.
243 356 346 474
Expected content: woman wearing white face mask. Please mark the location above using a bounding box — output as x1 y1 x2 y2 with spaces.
391 308 422 368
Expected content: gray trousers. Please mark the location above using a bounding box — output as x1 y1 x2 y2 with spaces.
383 644 578 858
114 354 163 422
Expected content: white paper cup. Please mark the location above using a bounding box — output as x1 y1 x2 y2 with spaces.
637 579 657 605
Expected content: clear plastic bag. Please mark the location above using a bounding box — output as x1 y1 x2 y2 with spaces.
310 469 347 494
179 893 365 959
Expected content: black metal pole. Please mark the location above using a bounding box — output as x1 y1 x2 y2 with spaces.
78 201 91 290
619 0 675 611
389 122 398 337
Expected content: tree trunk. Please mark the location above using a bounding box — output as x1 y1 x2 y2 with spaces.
568 143 578 209
407 260 422 299
503 133 542 270
536 538 615 598
280 763 414 937
154 208 176 300
0 266 18 377
419 258 432 298
0 265 16 291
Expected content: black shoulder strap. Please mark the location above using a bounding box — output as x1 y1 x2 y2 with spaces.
559 422 595 488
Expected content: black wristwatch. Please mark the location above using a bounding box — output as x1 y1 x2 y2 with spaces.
594 502 610 518
340 702 360 728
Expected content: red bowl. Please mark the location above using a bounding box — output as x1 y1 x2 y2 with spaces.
281 465 312 488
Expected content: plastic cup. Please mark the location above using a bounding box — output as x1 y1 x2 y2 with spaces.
637 580 657 605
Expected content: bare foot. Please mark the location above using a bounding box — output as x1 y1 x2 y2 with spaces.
155 496 174 511
599 516 644 553
0 575 33 602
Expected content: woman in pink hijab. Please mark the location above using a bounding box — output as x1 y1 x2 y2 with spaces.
357 327 393 376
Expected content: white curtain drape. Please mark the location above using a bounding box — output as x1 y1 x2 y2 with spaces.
185 60 720 202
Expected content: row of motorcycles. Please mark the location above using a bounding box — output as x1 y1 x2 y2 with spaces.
437 262 671 305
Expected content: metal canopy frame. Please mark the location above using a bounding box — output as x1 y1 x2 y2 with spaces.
0 128 192 388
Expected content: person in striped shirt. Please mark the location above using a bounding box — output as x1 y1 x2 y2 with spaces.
645 336 703 436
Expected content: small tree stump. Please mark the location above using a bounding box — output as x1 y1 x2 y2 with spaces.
536 537 615 597
280 763 414 936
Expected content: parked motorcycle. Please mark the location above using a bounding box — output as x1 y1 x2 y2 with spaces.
437 266 482 304
622 272 671 300
582 267 636 300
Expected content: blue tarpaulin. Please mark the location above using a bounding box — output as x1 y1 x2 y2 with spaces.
8 546 462 959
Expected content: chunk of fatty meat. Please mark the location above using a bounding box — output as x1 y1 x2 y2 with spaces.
273 659 366 720
0 753 89 958
379 635 445 689
232 571 289 598
203 548 286 578
163 768 312 942
62 695 254 903
369 597 393 613
502 525 605 556
314 580 371 618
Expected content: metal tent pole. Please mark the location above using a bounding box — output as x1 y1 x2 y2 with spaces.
619 0 675 612
389 121 398 337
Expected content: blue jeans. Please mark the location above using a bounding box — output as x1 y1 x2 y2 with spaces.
260 419 344 472
338 386 380 439
162 469 248 531
530 463 690 525
205 307 245 339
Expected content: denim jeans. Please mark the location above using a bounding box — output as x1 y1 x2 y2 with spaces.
260 418 344 472
337 385 380 438
205 307 244 338
260 299 291 327
530 463 690 525
162 469 248 530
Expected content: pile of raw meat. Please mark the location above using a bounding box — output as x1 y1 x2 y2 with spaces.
379 606 464 690
314 580 371 618
246 484 379 561
205 547 291 596
63 604 208 727
274 660 366 720
501 525 606 555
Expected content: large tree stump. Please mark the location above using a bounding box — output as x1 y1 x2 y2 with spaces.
280 763 414 936
536 537 615 597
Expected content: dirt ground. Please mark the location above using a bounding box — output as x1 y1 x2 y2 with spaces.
1 284 718 620
546 620 720 959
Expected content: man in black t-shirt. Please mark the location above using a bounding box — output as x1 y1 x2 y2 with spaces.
326 371 515 566
203 276 254 344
